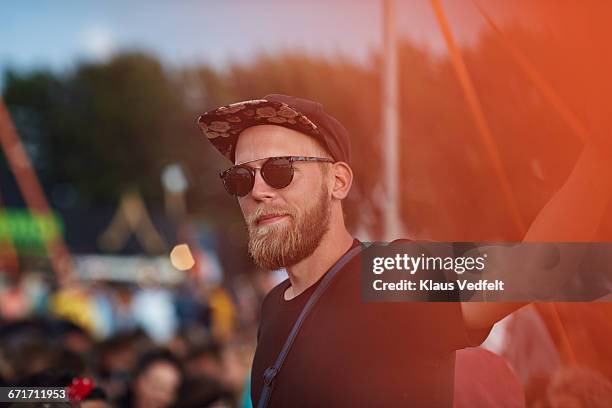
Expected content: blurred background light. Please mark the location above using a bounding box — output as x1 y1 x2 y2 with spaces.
170 243 195 271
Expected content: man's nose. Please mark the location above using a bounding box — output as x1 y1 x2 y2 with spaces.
250 168 276 201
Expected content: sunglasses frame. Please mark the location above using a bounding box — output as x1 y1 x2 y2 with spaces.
219 156 335 197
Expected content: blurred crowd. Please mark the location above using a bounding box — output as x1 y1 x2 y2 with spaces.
0 268 280 407
1 268 612 407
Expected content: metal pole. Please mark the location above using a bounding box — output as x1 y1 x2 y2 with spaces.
383 0 401 241
433 0 577 365
0 99 73 284
430 0 526 236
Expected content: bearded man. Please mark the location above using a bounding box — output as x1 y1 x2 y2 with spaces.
198 94 611 407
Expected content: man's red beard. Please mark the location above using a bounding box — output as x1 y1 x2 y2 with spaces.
246 186 331 270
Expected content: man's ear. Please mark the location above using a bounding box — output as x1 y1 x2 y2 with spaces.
330 162 353 200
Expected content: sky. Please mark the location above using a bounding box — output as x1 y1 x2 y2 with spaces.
0 1 495 67
0 0 540 91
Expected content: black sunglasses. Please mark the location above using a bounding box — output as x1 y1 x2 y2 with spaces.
219 156 334 197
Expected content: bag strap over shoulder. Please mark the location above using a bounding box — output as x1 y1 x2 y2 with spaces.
257 244 362 408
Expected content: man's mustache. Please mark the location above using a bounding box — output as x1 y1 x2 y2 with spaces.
247 205 297 228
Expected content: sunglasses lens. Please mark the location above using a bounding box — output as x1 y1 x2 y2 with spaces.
223 166 253 197
262 157 293 189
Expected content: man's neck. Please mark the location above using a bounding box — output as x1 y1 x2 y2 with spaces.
283 227 354 300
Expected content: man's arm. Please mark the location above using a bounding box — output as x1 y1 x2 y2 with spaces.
462 144 612 330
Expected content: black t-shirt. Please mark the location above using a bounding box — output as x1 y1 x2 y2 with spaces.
251 240 485 407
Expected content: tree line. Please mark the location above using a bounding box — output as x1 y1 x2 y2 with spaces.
2 18 611 243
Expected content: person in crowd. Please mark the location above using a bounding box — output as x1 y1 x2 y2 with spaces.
117 348 183 408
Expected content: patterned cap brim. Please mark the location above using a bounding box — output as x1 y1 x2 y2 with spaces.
197 99 321 162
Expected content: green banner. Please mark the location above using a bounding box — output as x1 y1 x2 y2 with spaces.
0 209 64 255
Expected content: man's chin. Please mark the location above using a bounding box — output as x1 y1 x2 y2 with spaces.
248 228 295 270
248 243 288 271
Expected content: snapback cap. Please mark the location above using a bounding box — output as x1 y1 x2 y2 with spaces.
197 94 351 164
